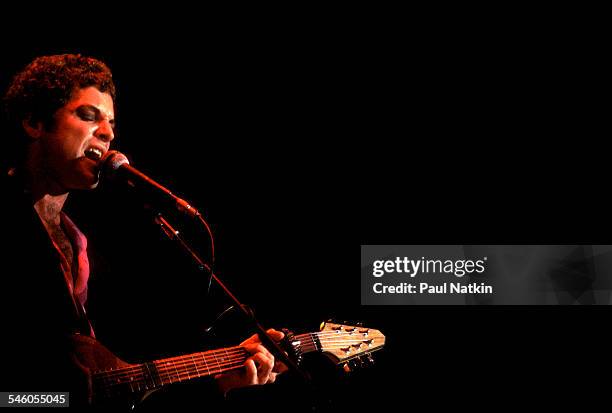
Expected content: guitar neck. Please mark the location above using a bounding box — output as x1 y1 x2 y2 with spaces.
93 346 249 398
92 325 384 401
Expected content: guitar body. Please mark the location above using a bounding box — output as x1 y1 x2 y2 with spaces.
69 334 154 409
70 333 131 372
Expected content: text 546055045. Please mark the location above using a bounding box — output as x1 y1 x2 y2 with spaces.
1 392 69 407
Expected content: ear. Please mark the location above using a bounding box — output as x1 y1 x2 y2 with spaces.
21 118 44 139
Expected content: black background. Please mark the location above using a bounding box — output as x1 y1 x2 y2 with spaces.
1 9 609 411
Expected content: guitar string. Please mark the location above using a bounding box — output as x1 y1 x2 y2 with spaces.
98 360 246 392
102 340 384 394
96 352 247 386
294 332 380 341
300 345 381 351
148 360 246 388
95 348 247 383
93 347 246 378
297 335 381 342
98 356 248 391
300 331 379 337
98 345 381 394
96 333 380 380
96 340 382 384
99 342 383 394
302 339 382 344
100 360 247 393
98 330 377 379
155 351 247 377
295 334 382 345
95 333 382 389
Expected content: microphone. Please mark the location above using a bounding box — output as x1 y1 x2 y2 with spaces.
101 150 201 218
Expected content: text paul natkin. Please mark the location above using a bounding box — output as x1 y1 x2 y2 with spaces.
370 257 493 295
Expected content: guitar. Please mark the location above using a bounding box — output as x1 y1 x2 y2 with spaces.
72 321 385 407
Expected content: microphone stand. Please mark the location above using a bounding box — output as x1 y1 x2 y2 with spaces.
152 212 311 384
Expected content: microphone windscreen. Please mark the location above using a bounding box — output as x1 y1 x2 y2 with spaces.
103 150 130 172
101 150 130 182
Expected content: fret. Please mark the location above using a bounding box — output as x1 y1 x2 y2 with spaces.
161 362 171 384
163 360 175 384
201 352 211 376
154 360 165 386
173 359 181 383
211 349 221 375
143 362 161 389
191 354 200 377
95 366 142 397
223 348 231 373
142 363 151 390
181 355 192 380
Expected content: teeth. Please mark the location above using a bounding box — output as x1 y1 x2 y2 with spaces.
85 148 103 161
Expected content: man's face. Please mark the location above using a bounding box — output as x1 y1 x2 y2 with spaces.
38 86 115 191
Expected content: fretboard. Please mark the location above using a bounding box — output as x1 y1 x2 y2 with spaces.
93 346 249 398
92 328 377 401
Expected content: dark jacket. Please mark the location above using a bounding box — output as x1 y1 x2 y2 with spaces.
0 172 92 400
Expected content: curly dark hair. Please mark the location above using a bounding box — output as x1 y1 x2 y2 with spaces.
2 54 116 166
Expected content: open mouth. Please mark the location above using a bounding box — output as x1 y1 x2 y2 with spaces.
84 147 104 161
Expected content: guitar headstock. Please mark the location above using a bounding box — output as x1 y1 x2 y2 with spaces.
316 321 385 365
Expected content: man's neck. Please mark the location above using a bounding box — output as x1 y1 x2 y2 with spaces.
23 149 71 225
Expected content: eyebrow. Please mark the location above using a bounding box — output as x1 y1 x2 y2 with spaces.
77 104 116 128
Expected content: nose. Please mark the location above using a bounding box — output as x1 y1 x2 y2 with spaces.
95 119 115 143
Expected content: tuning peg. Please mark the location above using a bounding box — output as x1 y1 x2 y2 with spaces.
367 354 375 365
342 362 351 373
322 319 340 331
360 354 375 367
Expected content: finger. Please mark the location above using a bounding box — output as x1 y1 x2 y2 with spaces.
244 343 273 359
240 333 259 346
268 372 278 383
266 328 285 341
273 360 289 374
241 332 274 346
244 359 258 385
241 329 286 346
251 352 273 384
